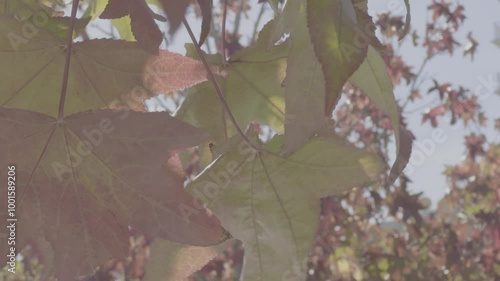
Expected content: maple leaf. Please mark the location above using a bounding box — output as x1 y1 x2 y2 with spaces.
38 16 91 39
185 135 383 280
0 16 153 117
307 0 377 114
349 46 413 185
176 20 288 142
428 79 452 100
450 5 466 29
463 31 478 60
158 0 190 34
375 13 405 39
0 0 52 19
100 0 167 54
143 238 235 281
196 0 213 46
142 50 220 95
1 0 91 39
280 0 381 154
278 0 327 154
0 107 225 280
428 0 451 21
422 105 445 127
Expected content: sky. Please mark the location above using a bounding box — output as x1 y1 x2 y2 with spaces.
368 0 500 203
87 0 500 205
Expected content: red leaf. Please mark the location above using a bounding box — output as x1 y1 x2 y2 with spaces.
422 105 445 127
143 50 222 94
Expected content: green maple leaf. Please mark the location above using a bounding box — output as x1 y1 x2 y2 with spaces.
307 0 373 114
0 0 51 18
349 46 413 184
0 16 152 117
185 135 383 280
280 0 382 154
279 0 327 154
176 19 288 143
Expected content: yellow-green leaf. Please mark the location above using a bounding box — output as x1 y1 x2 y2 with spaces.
176 20 288 142
349 46 413 185
280 0 327 154
0 16 152 117
307 0 372 114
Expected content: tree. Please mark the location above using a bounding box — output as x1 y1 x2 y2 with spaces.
0 0 498 281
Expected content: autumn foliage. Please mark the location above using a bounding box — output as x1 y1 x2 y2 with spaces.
0 0 498 281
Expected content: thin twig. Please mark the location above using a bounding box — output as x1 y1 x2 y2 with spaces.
221 0 228 63
182 18 260 151
58 0 80 119
402 57 430 110
232 0 245 35
405 97 439 114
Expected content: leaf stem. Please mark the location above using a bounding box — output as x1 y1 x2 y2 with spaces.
57 0 80 120
182 18 260 151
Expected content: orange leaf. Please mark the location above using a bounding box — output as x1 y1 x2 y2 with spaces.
143 50 222 95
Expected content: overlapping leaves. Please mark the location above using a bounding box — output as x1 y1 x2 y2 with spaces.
0 0 415 280
176 20 288 142
0 16 151 117
0 7 225 280
186 135 383 280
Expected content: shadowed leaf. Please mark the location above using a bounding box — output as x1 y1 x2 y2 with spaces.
159 0 190 34
0 107 225 280
100 0 166 54
197 0 213 46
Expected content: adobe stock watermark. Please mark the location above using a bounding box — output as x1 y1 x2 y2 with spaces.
50 86 149 181
474 73 500 101
340 19 384 63
5 6 50 51
404 128 448 175
178 142 258 223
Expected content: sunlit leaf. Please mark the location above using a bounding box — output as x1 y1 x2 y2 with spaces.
186 135 383 280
